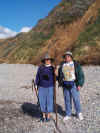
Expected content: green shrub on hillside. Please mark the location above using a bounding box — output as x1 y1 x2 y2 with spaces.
74 9 100 49
10 28 55 62
72 9 100 63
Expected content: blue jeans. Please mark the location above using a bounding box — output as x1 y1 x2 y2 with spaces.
38 86 54 113
63 83 82 116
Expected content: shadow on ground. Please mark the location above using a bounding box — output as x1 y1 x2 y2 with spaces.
57 104 77 117
54 104 66 117
21 102 66 118
21 102 41 118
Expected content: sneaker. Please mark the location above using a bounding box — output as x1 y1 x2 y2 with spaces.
63 116 71 121
78 113 84 121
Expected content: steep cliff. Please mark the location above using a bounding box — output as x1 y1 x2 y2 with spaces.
0 0 100 65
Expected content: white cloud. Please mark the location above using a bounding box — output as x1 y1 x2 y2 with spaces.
0 26 17 39
20 27 31 33
0 26 32 39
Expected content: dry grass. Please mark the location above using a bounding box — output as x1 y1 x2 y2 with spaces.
32 0 100 65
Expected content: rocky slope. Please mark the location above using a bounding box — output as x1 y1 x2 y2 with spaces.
0 0 100 65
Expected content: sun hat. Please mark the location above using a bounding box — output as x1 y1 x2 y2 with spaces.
63 51 73 58
41 53 54 63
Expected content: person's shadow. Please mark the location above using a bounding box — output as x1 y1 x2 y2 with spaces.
21 102 41 118
21 102 66 118
54 104 66 117
56 104 77 118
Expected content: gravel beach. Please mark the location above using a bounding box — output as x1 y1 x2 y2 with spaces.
0 64 100 133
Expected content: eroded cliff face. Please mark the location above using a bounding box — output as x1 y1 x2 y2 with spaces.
0 0 99 65
32 0 100 65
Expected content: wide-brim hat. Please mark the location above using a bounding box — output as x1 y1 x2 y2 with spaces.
41 53 54 63
63 51 73 58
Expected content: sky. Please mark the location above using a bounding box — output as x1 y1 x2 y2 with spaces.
0 0 61 39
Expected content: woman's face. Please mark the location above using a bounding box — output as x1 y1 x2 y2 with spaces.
45 59 51 65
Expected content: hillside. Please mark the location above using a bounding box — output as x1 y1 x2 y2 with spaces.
0 0 100 65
